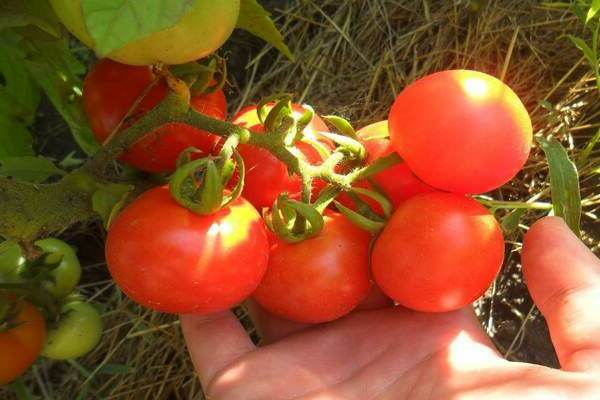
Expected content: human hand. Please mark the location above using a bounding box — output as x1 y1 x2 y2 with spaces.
181 217 600 399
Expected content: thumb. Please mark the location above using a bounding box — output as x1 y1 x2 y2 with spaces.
522 216 600 373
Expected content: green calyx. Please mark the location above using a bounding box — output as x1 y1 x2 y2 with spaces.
266 195 325 243
169 149 245 216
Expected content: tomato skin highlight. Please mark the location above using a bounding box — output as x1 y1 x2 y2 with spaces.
105 186 269 314
338 121 435 213
371 192 505 312
388 70 532 194
83 59 226 173
49 0 240 66
253 213 372 323
0 300 46 384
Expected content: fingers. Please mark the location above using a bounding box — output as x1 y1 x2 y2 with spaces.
355 284 394 311
522 216 600 372
180 311 256 387
245 299 310 344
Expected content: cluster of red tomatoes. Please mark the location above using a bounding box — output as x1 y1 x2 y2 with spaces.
85 60 532 323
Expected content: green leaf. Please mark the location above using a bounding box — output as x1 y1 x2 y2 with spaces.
23 37 99 155
0 115 33 161
9 378 35 400
236 0 294 61
500 209 526 234
0 156 65 183
578 127 600 167
0 0 61 36
92 183 134 229
81 0 195 57
587 0 600 23
537 136 581 236
0 31 41 124
566 34 596 66
571 1 590 23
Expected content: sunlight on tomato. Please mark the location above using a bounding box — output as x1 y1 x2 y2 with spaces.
462 76 489 99
389 70 532 194
105 186 269 313
371 192 505 312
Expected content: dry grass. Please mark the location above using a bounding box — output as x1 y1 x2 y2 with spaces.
3 0 600 398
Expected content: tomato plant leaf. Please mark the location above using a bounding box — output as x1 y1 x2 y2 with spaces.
92 183 134 229
0 116 33 162
236 0 294 61
567 31 600 90
500 209 526 234
0 31 41 125
537 136 581 236
23 37 99 155
587 0 600 23
0 0 61 37
567 34 596 66
578 127 600 167
0 156 65 183
81 0 195 57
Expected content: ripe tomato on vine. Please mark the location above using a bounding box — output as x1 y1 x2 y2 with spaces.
83 59 227 173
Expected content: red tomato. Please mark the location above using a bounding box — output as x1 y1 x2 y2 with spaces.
388 70 532 194
231 128 326 209
83 59 226 173
253 212 371 323
228 106 331 209
0 300 46 384
337 121 434 213
371 192 505 312
105 186 269 314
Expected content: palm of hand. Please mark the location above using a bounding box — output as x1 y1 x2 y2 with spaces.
182 218 600 400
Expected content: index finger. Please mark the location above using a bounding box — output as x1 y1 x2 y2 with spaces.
180 311 256 387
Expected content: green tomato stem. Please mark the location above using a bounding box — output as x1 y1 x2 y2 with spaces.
477 198 553 210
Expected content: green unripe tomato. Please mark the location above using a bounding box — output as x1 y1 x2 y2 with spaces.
0 241 25 279
34 238 82 298
42 301 102 360
49 0 241 65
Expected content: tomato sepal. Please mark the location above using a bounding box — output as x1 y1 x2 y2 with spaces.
333 200 384 234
